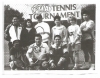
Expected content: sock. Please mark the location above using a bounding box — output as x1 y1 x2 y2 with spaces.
74 64 78 67
91 64 95 67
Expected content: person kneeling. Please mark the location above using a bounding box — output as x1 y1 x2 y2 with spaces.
26 34 50 70
9 40 25 70
49 35 70 70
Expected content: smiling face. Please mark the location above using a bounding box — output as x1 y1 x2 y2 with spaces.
54 19 61 26
83 14 89 21
35 36 42 46
13 42 20 49
26 21 32 27
70 20 76 25
12 17 19 26
54 36 61 45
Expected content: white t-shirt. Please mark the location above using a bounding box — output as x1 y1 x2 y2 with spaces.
26 27 32 32
34 22 50 42
51 25 68 44
68 24 82 44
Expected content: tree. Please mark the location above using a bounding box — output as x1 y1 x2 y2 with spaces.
4 5 25 29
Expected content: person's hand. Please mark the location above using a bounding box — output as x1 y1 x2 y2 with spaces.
71 42 75 47
49 50 54 55
57 57 66 66
42 61 49 68
30 61 34 66
81 25 86 30
22 47 27 51
50 62 56 68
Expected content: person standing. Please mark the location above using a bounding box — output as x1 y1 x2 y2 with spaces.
34 14 50 45
20 19 36 48
51 15 68 45
80 11 95 70
67 16 82 70
4 16 22 50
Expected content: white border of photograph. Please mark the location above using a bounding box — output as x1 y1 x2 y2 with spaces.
0 0 100 77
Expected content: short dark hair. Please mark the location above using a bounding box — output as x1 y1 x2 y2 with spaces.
25 19 33 27
69 16 77 22
12 15 19 19
54 15 61 21
81 10 90 16
35 34 42 38
13 40 20 45
36 14 42 19
54 35 61 40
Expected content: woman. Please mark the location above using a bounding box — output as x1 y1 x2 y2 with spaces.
67 16 82 70
51 15 68 45
20 19 36 48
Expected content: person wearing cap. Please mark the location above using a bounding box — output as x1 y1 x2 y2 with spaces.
4 16 23 50
51 15 68 45
34 14 50 45
9 40 25 70
49 35 69 70
80 10 95 70
26 34 50 70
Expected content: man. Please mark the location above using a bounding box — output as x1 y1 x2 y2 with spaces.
49 35 69 70
51 15 68 45
9 40 25 70
4 16 22 50
80 10 95 70
26 34 49 70
34 14 50 45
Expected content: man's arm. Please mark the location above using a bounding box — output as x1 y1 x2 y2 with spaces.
26 48 33 64
4 24 11 41
82 21 94 32
48 47 56 68
10 55 15 61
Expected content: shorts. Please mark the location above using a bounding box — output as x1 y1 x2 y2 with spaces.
69 43 81 52
81 39 93 51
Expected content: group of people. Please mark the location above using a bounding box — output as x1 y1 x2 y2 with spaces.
4 10 95 70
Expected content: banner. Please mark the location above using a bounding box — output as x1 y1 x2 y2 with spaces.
29 4 81 21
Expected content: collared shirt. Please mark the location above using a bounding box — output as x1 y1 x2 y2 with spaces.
26 43 49 63
80 20 95 41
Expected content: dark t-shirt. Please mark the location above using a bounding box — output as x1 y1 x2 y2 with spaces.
50 44 67 64
9 47 24 62
20 27 36 47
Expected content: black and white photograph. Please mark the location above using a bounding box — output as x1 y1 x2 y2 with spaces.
3 4 96 71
